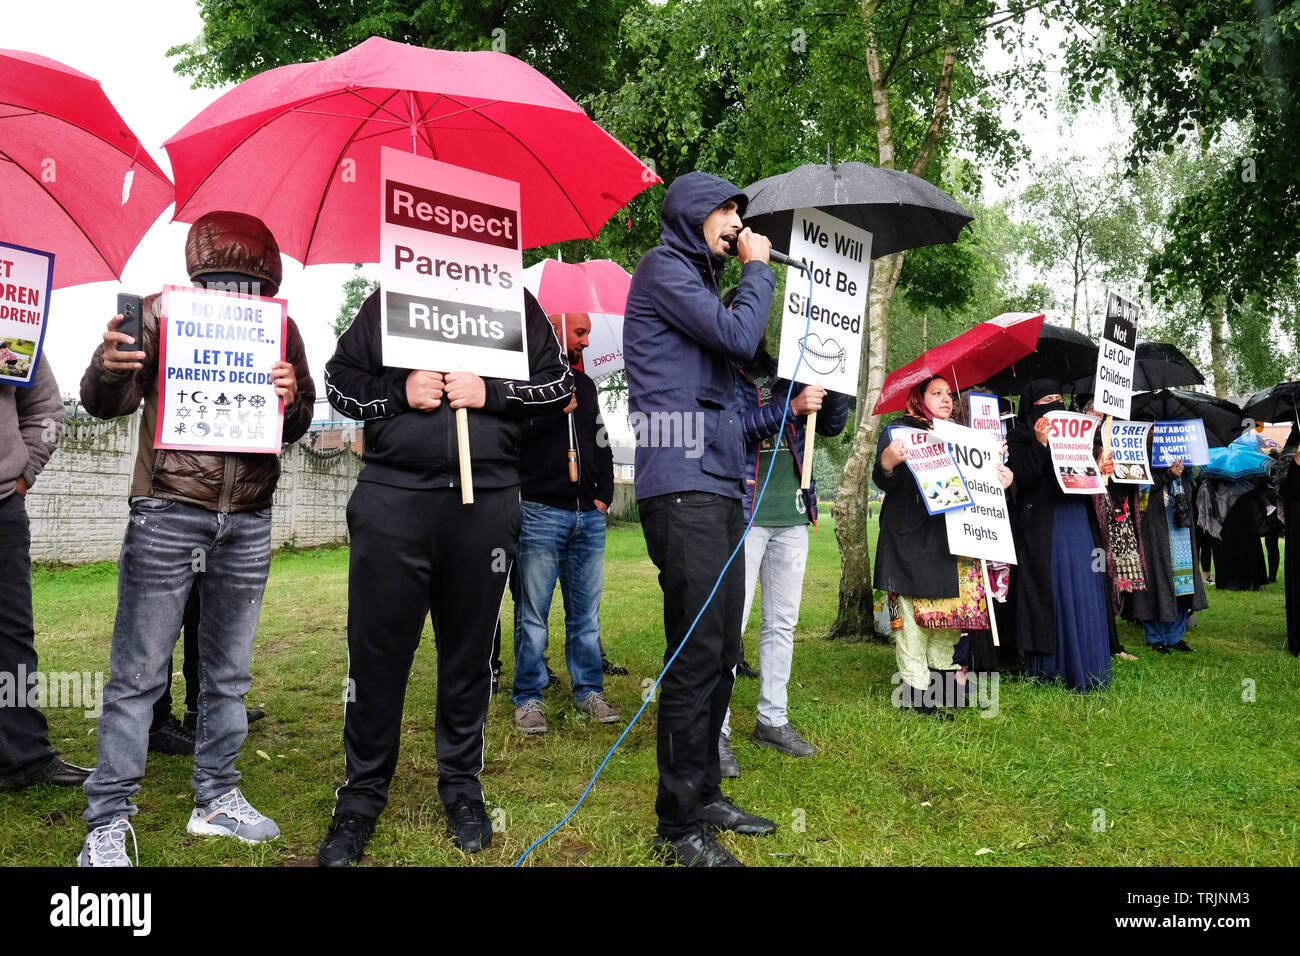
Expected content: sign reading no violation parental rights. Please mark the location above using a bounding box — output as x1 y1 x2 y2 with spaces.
0 239 54 388
379 148 527 379
776 208 871 397
156 285 287 454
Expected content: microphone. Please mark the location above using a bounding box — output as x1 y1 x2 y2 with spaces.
725 236 808 272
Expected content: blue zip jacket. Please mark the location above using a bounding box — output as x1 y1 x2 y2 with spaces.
624 172 776 500
736 350 849 526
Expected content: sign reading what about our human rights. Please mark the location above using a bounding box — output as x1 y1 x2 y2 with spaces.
932 418 1017 564
379 148 527 380
776 207 871 397
156 285 287 454
1151 419 1211 466
0 239 54 388
1093 292 1139 418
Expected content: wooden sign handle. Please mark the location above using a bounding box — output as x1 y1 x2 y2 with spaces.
980 559 1000 647
457 406 474 504
800 411 817 490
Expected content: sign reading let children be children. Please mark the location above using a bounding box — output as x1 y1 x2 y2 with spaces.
0 239 54 388
156 285 287 454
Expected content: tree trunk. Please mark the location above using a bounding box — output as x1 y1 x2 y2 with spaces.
1209 295 1229 397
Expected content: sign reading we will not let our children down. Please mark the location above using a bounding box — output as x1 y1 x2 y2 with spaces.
379 148 527 380
0 240 54 388
775 208 871 398
1093 292 1139 418
156 285 287 454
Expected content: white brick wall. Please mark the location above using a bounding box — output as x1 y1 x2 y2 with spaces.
26 413 361 564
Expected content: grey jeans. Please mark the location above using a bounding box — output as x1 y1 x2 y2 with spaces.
83 497 271 828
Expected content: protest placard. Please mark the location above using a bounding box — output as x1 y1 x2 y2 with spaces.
0 240 54 388
967 392 1003 441
889 424 973 515
1044 410 1105 494
156 285 287 453
933 419 1016 564
1152 419 1211 466
1108 420 1153 483
1094 292 1139 418
378 148 527 381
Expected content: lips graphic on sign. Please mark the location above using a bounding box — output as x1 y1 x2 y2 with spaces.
798 333 847 374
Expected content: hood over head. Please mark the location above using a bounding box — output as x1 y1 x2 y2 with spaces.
186 211 283 297
659 171 749 273
1020 377 1064 426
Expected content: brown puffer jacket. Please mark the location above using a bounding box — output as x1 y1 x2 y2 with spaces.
80 213 315 513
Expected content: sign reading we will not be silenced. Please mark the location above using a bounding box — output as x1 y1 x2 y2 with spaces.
0 240 54 388
776 208 871 397
156 285 287 454
379 148 527 380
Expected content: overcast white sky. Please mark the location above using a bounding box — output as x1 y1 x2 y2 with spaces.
7 1 1132 408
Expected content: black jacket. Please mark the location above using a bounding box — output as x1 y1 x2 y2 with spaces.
521 368 613 510
324 288 571 489
871 416 959 598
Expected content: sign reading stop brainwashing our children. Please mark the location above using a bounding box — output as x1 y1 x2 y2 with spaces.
1093 292 1139 418
1107 420 1154 483
932 419 1017 564
776 208 871 397
1044 410 1106 494
0 240 54 388
156 285 287 454
889 425 973 515
379 148 527 379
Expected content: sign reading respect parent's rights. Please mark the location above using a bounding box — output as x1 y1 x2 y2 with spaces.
933 419 1017 564
379 148 527 380
776 208 871 397
0 240 54 388
156 285 286 454
1044 410 1105 494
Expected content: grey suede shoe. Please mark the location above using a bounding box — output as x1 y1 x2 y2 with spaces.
752 720 817 757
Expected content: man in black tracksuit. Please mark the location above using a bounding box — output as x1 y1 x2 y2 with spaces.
317 287 570 865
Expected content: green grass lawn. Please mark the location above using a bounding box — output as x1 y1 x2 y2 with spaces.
3 516 1298 867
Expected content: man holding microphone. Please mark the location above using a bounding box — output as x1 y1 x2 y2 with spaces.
624 171 778 866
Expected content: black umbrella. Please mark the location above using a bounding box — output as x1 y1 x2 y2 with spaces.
742 162 974 259
1064 340 1205 395
1130 388 1250 448
985 324 1098 396
1241 381 1300 425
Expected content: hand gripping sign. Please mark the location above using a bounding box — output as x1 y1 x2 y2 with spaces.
379 148 527 503
775 208 872 488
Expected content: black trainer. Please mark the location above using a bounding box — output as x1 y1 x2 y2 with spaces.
317 812 376 867
0 755 92 792
653 827 744 867
148 714 196 755
601 656 629 676
702 796 777 836
445 796 493 853
1171 640 1196 653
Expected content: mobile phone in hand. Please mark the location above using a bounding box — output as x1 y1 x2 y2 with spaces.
115 294 143 353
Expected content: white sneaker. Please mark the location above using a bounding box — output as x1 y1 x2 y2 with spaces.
78 815 137 867
187 787 281 843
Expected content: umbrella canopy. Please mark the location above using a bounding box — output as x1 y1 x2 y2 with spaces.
164 37 658 265
522 259 630 383
1241 380 1300 425
1202 441 1275 480
984 323 1098 395
1130 388 1249 448
742 162 973 259
1 49 174 287
1064 341 1205 395
873 312 1045 415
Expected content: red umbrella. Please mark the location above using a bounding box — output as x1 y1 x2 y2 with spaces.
0 49 174 287
163 37 659 264
873 312 1045 415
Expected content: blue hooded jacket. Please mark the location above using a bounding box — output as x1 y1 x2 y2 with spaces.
624 172 776 500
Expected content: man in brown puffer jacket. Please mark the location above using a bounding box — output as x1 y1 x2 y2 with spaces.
76 212 314 867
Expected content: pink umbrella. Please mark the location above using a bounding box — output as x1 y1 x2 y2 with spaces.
0 49 174 287
163 37 659 264
523 259 630 382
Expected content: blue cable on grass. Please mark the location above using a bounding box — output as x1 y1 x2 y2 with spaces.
514 265 817 866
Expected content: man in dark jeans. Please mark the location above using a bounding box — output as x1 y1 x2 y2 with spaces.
0 359 93 793
624 171 778 866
